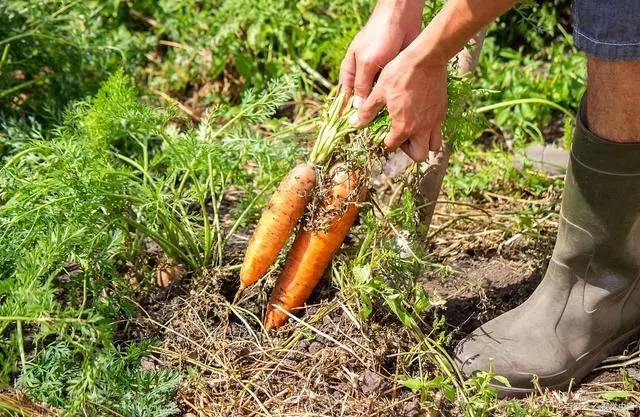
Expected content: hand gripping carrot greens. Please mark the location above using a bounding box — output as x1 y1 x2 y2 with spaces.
238 90 382 328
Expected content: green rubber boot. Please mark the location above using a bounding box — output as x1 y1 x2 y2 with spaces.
454 100 640 396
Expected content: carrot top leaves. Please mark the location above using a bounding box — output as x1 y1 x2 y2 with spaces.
308 91 358 166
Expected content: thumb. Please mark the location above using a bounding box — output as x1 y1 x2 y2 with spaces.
349 87 385 128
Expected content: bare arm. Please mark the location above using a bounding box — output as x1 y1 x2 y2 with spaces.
407 0 518 64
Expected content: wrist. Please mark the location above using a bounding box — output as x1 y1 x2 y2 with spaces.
403 37 450 69
402 0 518 66
402 10 463 66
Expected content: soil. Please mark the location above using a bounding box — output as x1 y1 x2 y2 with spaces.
128 243 640 417
420 238 640 417
422 256 543 338
115 172 640 417
23 155 633 417
134 275 425 416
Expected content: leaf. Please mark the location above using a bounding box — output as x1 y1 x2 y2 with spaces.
492 375 511 387
359 294 373 319
423 375 444 389
246 24 261 48
398 377 425 391
234 54 254 79
352 265 371 285
413 285 431 315
601 391 630 401
443 384 457 402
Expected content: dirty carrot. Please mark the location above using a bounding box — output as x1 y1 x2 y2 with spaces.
238 163 316 293
264 166 367 329
238 91 357 296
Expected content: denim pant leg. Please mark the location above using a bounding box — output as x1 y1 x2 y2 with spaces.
573 0 640 60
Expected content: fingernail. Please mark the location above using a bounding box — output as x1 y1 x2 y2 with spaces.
353 96 363 109
348 113 360 127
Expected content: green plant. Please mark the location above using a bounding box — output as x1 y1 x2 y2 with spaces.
0 2 597 416
0 1 137 124
115 0 376 97
0 70 304 413
475 0 585 145
464 365 509 417
18 341 181 417
333 209 488 416
444 140 563 200
2 70 299 270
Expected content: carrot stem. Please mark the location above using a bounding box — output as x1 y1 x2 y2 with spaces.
308 91 357 166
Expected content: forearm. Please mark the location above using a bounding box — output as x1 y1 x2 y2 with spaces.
405 0 519 65
374 0 425 23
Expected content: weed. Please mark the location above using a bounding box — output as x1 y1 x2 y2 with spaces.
0 70 303 413
18 341 181 417
0 1 132 123
475 0 585 145
0 1 626 416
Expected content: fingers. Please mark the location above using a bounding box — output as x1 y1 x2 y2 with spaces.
353 60 378 108
399 130 431 162
395 127 443 162
339 51 356 100
350 86 385 127
382 123 409 152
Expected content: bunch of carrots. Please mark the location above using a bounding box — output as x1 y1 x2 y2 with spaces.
237 92 377 329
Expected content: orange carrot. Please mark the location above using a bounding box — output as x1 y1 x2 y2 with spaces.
264 166 367 329
239 164 316 293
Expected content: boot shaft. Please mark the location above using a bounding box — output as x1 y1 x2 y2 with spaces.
455 99 640 393
556 101 640 294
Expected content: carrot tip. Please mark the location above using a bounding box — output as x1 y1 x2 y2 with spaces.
233 287 244 304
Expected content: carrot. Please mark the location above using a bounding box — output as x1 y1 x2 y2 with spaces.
264 165 367 329
238 163 316 293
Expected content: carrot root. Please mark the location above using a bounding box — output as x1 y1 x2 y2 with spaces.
264 166 366 329
238 163 316 292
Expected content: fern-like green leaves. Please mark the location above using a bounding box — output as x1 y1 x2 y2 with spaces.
0 71 301 414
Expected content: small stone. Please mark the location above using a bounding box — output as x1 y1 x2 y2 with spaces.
281 358 297 367
359 370 386 395
140 357 157 371
402 399 421 417
296 339 310 351
308 341 324 354
626 366 640 381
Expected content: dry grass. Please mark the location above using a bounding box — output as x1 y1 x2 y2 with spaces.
8 154 640 417
118 175 640 417
128 269 428 417
0 391 57 417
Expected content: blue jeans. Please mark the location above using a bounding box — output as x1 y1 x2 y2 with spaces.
573 0 640 60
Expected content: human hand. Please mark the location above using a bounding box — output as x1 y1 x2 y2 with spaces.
339 0 424 107
349 51 447 162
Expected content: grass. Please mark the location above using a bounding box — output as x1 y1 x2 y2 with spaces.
2 0 640 416
0 71 303 415
473 0 586 147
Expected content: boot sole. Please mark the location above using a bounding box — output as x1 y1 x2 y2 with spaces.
491 325 640 398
